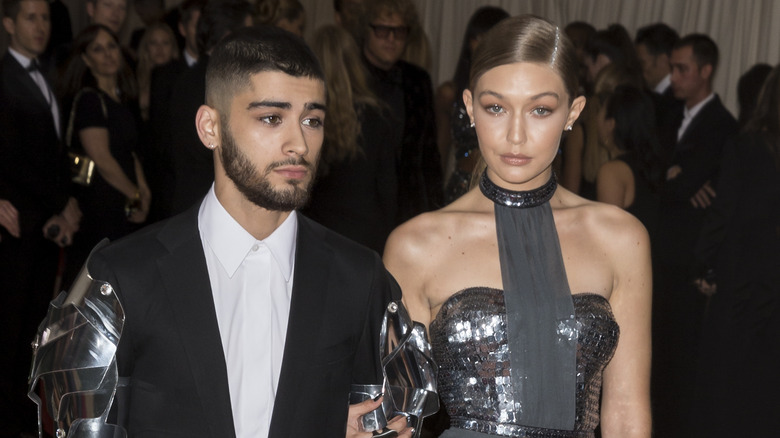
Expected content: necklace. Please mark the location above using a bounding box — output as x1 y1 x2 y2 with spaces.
479 170 557 208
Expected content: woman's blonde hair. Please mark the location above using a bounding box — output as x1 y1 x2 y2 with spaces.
311 25 380 172
136 22 178 117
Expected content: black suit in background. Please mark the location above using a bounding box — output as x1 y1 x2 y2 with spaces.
651 94 738 438
89 205 398 436
0 52 70 436
303 104 398 253
689 132 780 437
366 59 443 225
145 57 190 221
168 56 213 215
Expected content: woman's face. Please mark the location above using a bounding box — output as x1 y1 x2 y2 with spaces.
464 62 585 190
82 29 121 78
146 28 174 66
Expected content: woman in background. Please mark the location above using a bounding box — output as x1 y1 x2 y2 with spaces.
303 25 396 253
254 0 305 36
59 24 149 283
385 15 651 437
435 6 509 204
595 85 664 236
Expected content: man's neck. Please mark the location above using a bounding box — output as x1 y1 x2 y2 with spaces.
214 182 292 241
686 87 713 110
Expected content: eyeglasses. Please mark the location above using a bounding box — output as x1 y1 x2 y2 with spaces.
369 23 410 40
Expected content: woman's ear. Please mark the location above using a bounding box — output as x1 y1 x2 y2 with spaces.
565 95 587 129
463 88 474 125
195 104 220 151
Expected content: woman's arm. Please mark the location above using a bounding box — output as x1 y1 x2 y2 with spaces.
383 220 433 329
596 160 631 208
600 213 652 437
128 154 151 223
79 127 139 200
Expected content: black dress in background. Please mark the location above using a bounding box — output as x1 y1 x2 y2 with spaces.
614 151 660 237
444 100 478 204
65 89 140 282
304 104 397 254
689 132 780 437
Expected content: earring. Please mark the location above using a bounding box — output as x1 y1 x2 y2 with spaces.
470 121 475 128
208 144 216 149
565 125 573 131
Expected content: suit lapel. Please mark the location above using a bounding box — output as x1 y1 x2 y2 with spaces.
679 96 719 147
156 207 236 438
4 54 52 112
268 216 334 436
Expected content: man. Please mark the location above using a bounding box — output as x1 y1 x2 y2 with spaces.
146 0 205 221
652 33 738 438
86 26 409 437
85 0 126 34
634 22 682 154
334 0 364 43
361 0 442 224
0 0 79 435
168 0 252 216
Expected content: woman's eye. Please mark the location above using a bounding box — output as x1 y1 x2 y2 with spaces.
532 107 552 116
302 117 323 128
260 115 282 125
485 104 503 114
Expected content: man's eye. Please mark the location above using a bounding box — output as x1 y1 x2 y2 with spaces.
260 115 282 124
302 118 323 128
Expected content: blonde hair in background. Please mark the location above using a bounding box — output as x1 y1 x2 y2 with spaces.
136 22 178 119
310 25 380 172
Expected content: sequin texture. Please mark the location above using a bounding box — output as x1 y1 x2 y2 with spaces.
430 288 620 437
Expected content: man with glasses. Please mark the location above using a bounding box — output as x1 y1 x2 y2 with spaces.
361 0 442 224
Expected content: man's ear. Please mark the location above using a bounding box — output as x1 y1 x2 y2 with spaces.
566 95 587 129
2 17 15 37
700 63 713 81
196 104 220 151
463 88 474 125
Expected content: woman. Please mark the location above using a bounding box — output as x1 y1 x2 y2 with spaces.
303 25 396 253
59 25 150 281
384 15 651 437
435 6 509 204
690 64 780 437
595 85 664 236
136 22 178 121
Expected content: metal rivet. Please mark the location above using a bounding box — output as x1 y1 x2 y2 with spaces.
100 284 113 296
31 339 39 352
388 302 398 313
56 428 66 438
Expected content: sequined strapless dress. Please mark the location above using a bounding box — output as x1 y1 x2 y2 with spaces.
430 288 620 437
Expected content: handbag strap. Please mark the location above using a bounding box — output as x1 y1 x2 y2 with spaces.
65 87 109 149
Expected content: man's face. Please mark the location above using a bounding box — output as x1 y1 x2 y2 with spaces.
636 43 669 89
87 0 127 34
179 9 200 56
670 45 709 105
363 11 408 71
2 0 50 59
216 71 326 211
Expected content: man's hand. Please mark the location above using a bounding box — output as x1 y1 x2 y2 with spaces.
666 165 682 180
0 199 20 240
61 197 82 231
690 180 716 208
346 397 413 438
695 278 717 296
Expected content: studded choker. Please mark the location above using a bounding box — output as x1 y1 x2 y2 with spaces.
479 171 557 208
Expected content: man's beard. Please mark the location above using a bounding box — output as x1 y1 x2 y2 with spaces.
219 119 317 211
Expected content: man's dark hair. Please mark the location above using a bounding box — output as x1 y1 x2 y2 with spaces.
674 33 719 74
196 0 252 56
206 25 324 115
2 0 45 19
635 23 679 57
179 0 206 26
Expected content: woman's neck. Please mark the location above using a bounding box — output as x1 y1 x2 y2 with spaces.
95 75 119 101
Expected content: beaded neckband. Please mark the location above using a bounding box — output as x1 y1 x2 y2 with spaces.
479 171 557 208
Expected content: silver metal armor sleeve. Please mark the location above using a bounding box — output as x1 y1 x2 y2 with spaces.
28 240 127 438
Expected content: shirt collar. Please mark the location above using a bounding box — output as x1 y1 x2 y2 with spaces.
654 74 671 94
183 50 197 67
8 47 34 70
684 92 716 120
198 186 297 281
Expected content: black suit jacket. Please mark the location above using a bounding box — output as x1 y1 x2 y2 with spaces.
88 205 398 437
0 52 69 235
657 95 738 265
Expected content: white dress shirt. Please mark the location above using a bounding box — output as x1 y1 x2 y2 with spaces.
8 47 61 137
198 186 297 438
654 74 671 95
677 92 716 141
183 49 197 67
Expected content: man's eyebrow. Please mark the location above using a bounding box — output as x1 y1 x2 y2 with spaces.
247 100 291 110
